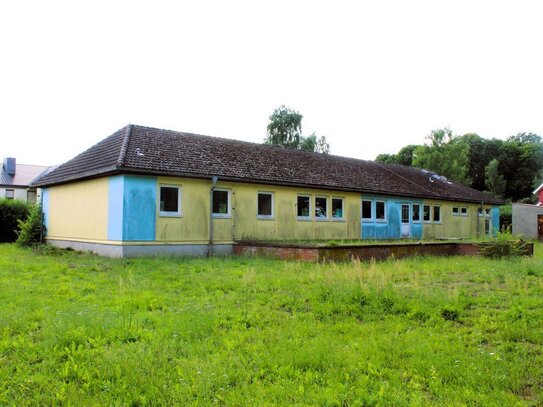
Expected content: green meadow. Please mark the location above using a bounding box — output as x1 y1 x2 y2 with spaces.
0 244 542 406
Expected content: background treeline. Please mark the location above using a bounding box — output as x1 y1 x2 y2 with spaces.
376 128 543 202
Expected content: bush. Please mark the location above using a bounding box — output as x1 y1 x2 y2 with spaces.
479 229 529 259
16 204 45 246
0 199 31 242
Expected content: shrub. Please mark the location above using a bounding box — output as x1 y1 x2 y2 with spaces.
0 198 31 242
16 204 45 246
479 229 529 259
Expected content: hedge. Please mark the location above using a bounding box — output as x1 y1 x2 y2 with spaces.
0 199 31 242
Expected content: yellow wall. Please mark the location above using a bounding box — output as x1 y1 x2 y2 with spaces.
155 177 361 243
47 178 109 241
422 200 493 239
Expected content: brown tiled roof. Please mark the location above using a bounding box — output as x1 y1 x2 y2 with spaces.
1 163 50 187
33 124 504 205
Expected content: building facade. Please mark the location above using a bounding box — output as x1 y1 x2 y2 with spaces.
35 125 503 257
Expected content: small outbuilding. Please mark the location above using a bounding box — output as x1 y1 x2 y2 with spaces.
512 203 543 240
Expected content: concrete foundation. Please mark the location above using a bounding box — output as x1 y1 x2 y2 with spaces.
47 239 233 258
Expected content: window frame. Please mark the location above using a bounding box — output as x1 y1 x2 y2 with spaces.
362 199 373 221
158 184 182 217
331 197 345 221
314 196 328 220
423 204 431 223
433 205 442 223
375 200 386 222
297 194 312 220
412 203 421 223
452 207 459 216
257 191 274 219
460 207 468 216
212 188 232 218
5 189 15 199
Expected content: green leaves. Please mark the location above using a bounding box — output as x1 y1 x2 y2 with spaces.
265 106 330 153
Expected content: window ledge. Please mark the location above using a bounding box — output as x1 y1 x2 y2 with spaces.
257 216 275 221
159 212 182 218
212 214 232 219
297 217 312 221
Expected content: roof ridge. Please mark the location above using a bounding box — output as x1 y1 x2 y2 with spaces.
374 161 440 198
117 124 132 167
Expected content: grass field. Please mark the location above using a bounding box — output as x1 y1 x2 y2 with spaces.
0 244 542 406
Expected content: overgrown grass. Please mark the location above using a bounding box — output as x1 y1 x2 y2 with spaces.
0 244 542 405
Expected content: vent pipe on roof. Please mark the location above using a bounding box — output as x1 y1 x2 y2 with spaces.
3 158 16 176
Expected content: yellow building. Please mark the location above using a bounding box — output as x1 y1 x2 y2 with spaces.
34 125 502 257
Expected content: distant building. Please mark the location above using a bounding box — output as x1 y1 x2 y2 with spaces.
533 182 543 206
0 157 51 203
511 182 543 240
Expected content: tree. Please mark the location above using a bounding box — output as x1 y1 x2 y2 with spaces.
265 106 303 149
484 159 506 198
412 128 470 184
265 106 330 153
375 145 418 166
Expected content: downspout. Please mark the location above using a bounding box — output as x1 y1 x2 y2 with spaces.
208 176 219 257
40 190 44 244
477 201 483 238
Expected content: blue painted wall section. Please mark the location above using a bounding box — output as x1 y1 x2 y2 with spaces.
41 188 50 232
123 175 157 241
362 195 423 239
108 176 124 240
491 206 500 237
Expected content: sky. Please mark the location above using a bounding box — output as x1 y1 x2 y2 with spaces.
1 0 542 166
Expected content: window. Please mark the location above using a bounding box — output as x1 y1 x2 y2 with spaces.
315 196 327 219
401 204 410 224
461 207 468 216
159 185 181 216
212 189 230 217
5 189 14 200
485 208 491 216
452 207 459 215
376 201 386 221
332 198 344 220
423 205 431 222
479 208 491 217
412 204 421 222
362 200 372 220
485 219 491 235
257 192 273 218
297 195 311 218
433 205 441 223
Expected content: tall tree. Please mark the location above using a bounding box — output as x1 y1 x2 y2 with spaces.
375 145 418 166
265 106 303 149
412 128 470 184
265 106 330 153
485 159 506 198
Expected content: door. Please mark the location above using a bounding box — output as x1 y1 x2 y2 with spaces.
401 204 410 237
538 215 543 240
